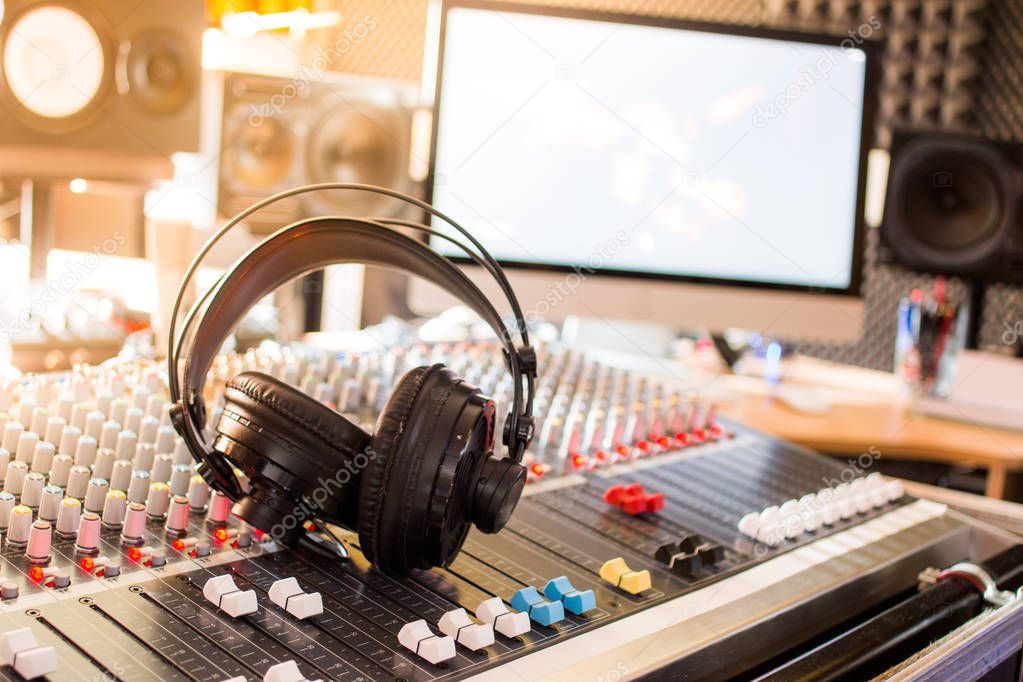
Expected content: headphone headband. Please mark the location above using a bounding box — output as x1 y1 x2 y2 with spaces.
169 185 537 497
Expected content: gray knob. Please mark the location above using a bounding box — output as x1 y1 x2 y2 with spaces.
15 430 38 463
145 482 170 519
20 472 45 508
38 485 63 522
66 465 91 499
84 478 109 513
74 435 98 468
93 448 116 479
132 443 155 473
151 454 173 484
30 442 54 474
7 504 32 545
4 460 27 496
58 425 81 456
101 490 127 528
109 459 132 493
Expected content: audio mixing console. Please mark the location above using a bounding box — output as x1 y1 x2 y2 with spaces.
0 342 1016 681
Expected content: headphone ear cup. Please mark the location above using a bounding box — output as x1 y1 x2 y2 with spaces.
218 371 371 534
357 365 435 570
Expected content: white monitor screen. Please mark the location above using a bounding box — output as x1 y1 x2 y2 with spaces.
429 5 870 291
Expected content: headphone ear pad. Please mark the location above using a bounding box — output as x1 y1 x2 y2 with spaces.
357 365 437 570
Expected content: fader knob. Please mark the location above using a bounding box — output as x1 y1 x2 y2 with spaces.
25 520 51 563
56 498 81 536
101 490 127 528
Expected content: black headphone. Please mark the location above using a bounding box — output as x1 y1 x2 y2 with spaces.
167 184 537 574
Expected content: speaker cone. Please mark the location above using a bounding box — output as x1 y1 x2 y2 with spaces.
121 29 194 114
884 136 1014 273
223 109 295 190
2 5 106 121
304 105 408 216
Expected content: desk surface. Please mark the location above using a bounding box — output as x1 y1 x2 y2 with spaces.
712 359 1023 499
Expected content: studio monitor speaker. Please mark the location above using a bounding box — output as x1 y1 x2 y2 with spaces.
214 71 417 232
0 0 203 162
881 131 1023 283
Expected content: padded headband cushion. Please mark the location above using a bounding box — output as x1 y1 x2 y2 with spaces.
183 218 511 411
225 371 371 461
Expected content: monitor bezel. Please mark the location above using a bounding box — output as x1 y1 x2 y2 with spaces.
426 0 881 297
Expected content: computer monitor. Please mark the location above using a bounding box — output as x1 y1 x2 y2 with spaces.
413 1 877 342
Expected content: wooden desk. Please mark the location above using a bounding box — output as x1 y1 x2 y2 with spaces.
718 386 1023 499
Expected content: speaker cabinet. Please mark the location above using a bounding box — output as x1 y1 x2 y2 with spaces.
0 0 203 161
214 71 416 232
881 131 1023 283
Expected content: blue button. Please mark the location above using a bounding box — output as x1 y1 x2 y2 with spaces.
511 586 565 626
511 586 542 613
562 589 596 615
542 576 574 602
529 600 564 626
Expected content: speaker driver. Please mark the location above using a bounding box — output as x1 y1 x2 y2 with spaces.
119 29 194 114
2 5 106 121
883 135 1015 274
304 105 408 216
223 109 295 190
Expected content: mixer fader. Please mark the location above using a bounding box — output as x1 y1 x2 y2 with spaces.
0 342 1011 680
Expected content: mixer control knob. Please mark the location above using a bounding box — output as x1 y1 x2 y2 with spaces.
127 470 150 504
48 454 73 487
207 490 232 524
109 459 132 493
0 492 14 532
29 442 53 474
6 505 32 546
169 464 191 496
25 520 51 563
66 466 91 499
20 473 45 509
84 478 109 513
38 486 62 523
132 443 155 473
58 425 80 456
165 495 190 534
121 503 147 545
4 460 27 496
93 449 116 479
73 436 97 468
15 431 39 463
145 482 170 519
75 512 101 554
187 475 210 512
101 490 127 528
56 498 81 536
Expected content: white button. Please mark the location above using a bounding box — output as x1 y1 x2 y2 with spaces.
475 597 531 637
437 608 494 651
0 628 57 680
398 619 455 665
737 512 759 538
203 575 257 618
263 660 308 682
268 578 322 620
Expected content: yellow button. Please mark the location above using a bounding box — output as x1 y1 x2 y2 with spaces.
618 570 651 595
599 557 628 584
